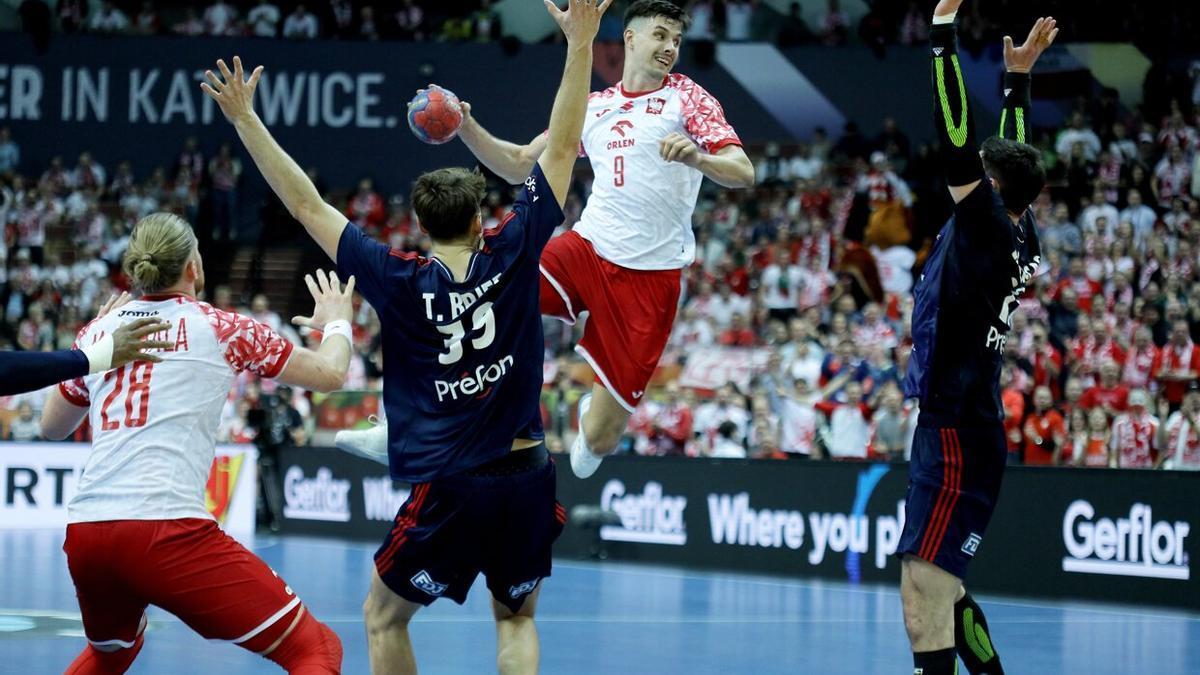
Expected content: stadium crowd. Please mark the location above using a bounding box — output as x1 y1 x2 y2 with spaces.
3 3 1200 471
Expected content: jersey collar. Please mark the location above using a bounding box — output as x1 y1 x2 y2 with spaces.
140 292 194 301
619 77 668 98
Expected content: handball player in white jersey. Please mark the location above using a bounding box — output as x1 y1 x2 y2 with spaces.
338 0 755 477
40 213 354 674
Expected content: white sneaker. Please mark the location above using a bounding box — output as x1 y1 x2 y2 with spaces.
334 415 390 466
570 394 604 479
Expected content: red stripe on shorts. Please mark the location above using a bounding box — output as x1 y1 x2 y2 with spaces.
919 429 954 561
921 429 962 562
375 484 429 577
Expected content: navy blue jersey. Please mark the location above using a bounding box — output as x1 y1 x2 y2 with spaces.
903 181 1041 426
337 164 562 482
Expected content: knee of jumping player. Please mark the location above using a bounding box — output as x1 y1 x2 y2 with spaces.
363 585 412 638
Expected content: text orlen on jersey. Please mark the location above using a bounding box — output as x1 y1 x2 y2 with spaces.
1062 500 1191 581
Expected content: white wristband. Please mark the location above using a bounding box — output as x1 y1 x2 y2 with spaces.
322 320 353 346
932 11 957 25
81 333 115 374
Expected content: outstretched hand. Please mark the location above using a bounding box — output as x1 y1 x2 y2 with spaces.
1004 17 1058 73
545 0 614 45
292 270 357 330
201 56 264 123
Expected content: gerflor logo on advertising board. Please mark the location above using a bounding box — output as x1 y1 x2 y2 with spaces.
283 466 351 522
1062 500 1191 580
599 479 687 545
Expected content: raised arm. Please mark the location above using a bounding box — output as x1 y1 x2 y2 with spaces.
275 270 356 393
202 57 347 262
929 0 983 204
457 102 549 185
538 0 611 206
1000 17 1057 143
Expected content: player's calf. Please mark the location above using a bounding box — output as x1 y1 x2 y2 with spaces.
493 586 541 675
902 556 960 675
363 571 421 674
954 592 1005 675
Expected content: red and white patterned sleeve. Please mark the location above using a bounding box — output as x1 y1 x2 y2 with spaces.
58 319 101 407
201 304 295 378
677 76 742 154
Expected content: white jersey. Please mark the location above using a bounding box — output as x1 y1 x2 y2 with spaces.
573 73 741 270
60 294 294 524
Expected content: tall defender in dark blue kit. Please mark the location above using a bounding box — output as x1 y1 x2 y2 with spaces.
202 1 611 672
898 2 1057 674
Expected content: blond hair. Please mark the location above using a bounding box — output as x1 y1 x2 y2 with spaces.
122 213 197 293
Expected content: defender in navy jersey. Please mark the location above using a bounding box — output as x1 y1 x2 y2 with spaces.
896 4 1057 675
203 1 610 672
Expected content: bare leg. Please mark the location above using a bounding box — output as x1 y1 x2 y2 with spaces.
363 569 422 675
493 585 542 675
901 555 960 651
581 384 631 456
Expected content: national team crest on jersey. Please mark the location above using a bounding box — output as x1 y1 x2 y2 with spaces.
410 570 448 596
646 97 666 115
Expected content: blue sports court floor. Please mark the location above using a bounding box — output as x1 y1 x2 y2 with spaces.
1 530 1197 674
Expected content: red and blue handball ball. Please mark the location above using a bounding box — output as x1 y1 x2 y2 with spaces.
407 85 464 145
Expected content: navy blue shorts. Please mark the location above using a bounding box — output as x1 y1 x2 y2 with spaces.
898 425 1006 579
374 445 565 614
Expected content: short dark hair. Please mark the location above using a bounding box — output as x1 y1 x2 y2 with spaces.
411 168 486 242
624 0 690 30
980 136 1046 215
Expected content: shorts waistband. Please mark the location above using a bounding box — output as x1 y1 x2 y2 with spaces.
460 444 549 478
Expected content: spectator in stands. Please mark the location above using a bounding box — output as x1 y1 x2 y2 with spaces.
1153 145 1192 209
694 384 750 451
248 0 281 37
173 5 205 35
283 3 319 40
1056 112 1102 161
1081 360 1131 415
359 6 380 41
724 0 752 41
650 382 693 456
776 1 810 47
761 248 802 323
202 0 238 35
1155 320 1200 412
133 1 160 35
325 0 354 39
71 152 105 192
470 0 502 42
89 1 130 33
871 381 914 461
1041 203 1083 259
1159 383 1200 469
822 380 870 460
208 142 241 241
1080 187 1119 235
0 127 18 175
719 313 758 347
1110 390 1159 469
1074 407 1113 467
709 420 746 458
8 401 42 441
1119 189 1157 249
819 0 849 46
898 1 927 45
1024 386 1067 465
346 178 386 230
390 0 424 41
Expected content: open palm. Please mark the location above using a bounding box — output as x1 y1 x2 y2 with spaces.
1004 17 1059 73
